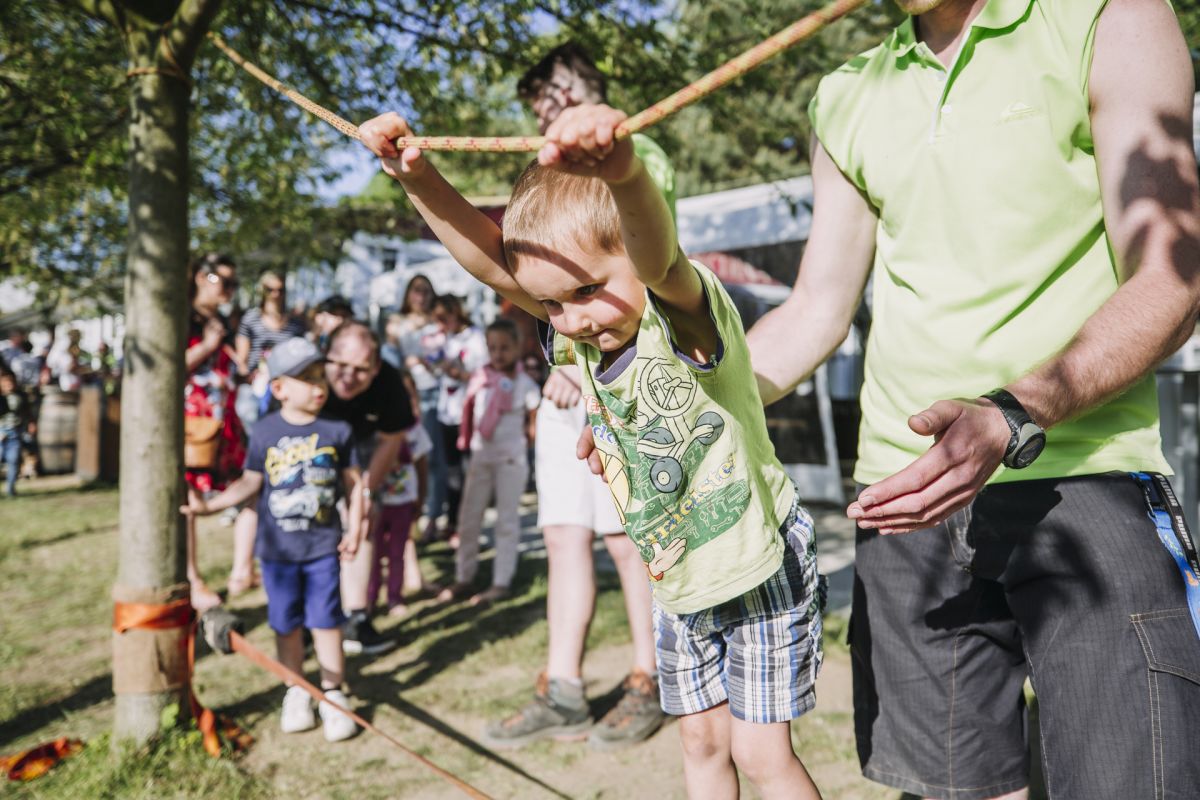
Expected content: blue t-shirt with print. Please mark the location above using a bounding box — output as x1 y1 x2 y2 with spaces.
244 412 357 562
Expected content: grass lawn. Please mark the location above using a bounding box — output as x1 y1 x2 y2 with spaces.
0 478 896 799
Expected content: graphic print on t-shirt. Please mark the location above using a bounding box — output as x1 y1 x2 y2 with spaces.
264 432 339 531
585 355 749 580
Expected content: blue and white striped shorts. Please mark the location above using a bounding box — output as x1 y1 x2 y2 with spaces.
652 498 824 723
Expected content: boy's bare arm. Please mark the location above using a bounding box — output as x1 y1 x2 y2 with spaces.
540 105 713 354
358 113 547 322
181 471 264 515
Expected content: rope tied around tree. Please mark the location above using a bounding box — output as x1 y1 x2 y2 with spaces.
207 0 867 152
126 24 194 88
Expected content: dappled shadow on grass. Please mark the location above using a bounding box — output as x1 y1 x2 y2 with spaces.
207 557 576 799
0 672 112 745
376 695 572 800
17 524 113 550
8 479 117 499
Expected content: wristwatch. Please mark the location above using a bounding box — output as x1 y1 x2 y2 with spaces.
983 389 1046 469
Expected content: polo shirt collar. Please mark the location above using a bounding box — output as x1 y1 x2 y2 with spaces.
891 17 919 57
971 0 1034 30
891 0 1034 55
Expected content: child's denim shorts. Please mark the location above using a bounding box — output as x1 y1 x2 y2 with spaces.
261 553 345 634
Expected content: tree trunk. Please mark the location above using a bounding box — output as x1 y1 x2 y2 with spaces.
112 32 192 744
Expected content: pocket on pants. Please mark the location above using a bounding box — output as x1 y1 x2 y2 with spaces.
1130 609 1200 799
943 504 975 571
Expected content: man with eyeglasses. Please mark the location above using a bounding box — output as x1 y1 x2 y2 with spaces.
320 319 416 655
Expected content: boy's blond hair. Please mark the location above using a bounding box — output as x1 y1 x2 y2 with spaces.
502 160 624 270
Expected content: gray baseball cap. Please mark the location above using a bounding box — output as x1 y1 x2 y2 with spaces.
266 336 324 380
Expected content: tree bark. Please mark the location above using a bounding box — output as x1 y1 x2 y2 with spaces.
112 24 192 744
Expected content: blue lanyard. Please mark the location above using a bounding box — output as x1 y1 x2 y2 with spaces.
1132 472 1200 640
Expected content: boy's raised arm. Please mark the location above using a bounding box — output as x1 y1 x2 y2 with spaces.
358 114 547 322
539 106 710 346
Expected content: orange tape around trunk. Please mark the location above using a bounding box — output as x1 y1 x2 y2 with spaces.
112 599 250 757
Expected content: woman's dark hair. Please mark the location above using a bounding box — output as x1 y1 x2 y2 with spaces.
517 42 607 104
400 274 435 315
187 252 237 303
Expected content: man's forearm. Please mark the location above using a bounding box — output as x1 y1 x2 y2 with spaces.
1010 263 1200 428
747 288 854 405
366 434 404 494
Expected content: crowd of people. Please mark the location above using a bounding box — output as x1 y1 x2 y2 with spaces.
0 326 121 497
12 1 1200 795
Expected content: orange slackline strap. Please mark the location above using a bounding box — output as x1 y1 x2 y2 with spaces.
112 600 250 758
228 630 493 800
207 0 866 152
0 738 83 782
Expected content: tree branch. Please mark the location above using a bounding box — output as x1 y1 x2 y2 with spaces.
169 0 224 70
69 0 121 27
284 0 512 59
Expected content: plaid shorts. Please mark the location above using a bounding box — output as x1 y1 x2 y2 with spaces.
653 496 824 723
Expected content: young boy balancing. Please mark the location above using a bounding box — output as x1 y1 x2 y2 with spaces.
182 336 362 742
358 105 824 798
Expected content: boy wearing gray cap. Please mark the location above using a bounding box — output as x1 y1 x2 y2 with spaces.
182 337 363 742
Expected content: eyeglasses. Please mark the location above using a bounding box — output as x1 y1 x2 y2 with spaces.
326 359 373 377
264 285 284 295
205 272 239 292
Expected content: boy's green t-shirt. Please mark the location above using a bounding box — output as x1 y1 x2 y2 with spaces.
544 262 796 614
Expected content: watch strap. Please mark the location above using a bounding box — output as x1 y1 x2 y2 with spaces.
983 388 1044 468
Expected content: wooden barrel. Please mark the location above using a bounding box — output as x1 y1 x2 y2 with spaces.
37 389 79 474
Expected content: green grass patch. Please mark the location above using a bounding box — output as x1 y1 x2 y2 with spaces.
5 730 271 800
2 480 889 800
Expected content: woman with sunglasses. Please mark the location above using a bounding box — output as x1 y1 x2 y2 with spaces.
184 252 248 610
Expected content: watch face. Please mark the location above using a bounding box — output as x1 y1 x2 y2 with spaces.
1011 429 1046 469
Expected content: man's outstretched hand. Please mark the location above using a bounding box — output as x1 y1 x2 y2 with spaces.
847 398 1011 534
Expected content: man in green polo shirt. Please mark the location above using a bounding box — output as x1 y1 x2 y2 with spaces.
743 0 1200 798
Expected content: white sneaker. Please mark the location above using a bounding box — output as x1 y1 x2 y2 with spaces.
319 689 358 742
280 685 316 733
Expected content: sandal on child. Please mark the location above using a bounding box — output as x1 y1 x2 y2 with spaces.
436 582 474 604
469 586 510 608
